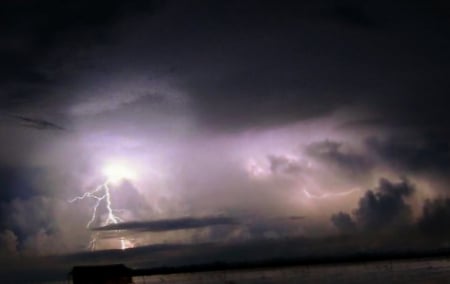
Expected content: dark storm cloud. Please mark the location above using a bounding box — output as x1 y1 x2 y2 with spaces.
353 178 414 231
180 0 450 131
0 0 160 110
0 166 40 202
0 166 52 243
366 136 450 178
0 0 160 53
1 0 449 133
92 216 238 232
306 141 373 176
330 212 356 234
417 198 450 238
331 178 414 233
332 185 450 245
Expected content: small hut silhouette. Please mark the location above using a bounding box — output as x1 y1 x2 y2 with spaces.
70 264 133 284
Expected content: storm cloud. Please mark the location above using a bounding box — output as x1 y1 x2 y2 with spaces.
0 1 450 282
366 136 450 179
331 178 415 233
417 197 450 239
306 140 374 177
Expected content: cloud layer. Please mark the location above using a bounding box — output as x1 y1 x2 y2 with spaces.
0 1 449 282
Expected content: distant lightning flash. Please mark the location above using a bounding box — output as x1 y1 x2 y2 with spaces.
245 157 360 200
303 188 359 199
69 162 135 251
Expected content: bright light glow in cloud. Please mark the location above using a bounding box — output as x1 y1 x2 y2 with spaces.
246 158 270 178
303 188 360 199
103 161 136 184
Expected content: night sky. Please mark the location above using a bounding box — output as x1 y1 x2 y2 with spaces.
1 0 450 282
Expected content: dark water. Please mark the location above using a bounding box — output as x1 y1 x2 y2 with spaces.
131 259 450 284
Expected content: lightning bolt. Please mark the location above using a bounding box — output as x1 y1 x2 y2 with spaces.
245 156 360 200
298 172 360 200
69 179 132 251
303 188 359 199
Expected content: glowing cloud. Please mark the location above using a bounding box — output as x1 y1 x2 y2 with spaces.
102 161 136 184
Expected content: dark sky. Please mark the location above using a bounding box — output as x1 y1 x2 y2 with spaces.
1 0 450 282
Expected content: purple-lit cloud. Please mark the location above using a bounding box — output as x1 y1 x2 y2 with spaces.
0 1 450 282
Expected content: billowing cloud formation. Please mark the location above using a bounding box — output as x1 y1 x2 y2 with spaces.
331 178 414 233
330 212 356 234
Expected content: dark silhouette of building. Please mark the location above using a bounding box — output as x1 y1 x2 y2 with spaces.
70 264 133 284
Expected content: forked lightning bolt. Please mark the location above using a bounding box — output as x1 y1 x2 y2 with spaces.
69 178 131 251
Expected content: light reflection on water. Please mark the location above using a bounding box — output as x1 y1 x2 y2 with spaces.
132 259 450 284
